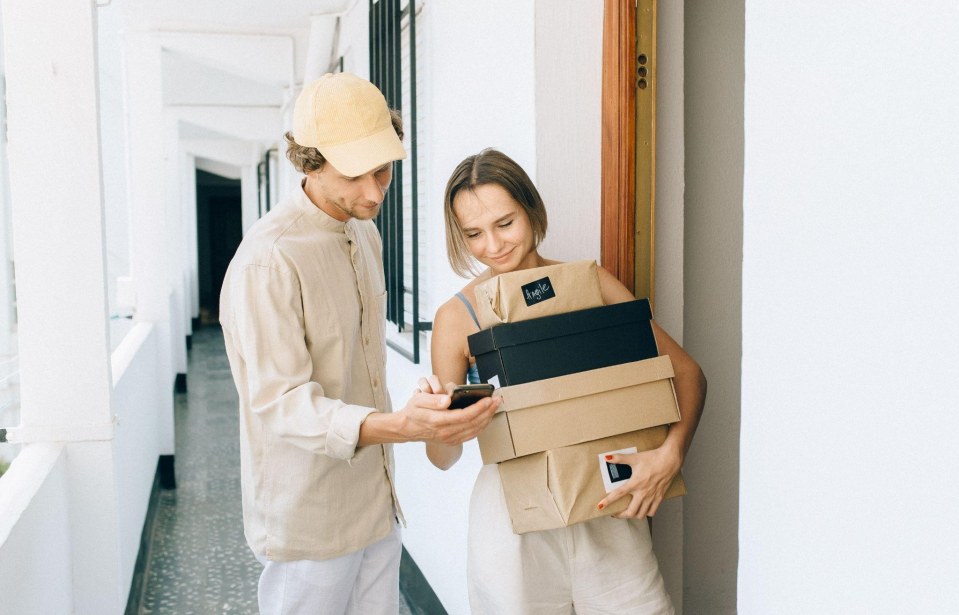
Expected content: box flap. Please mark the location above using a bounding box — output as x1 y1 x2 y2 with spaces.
467 299 652 354
495 355 675 413
548 429 687 524
498 427 687 534
473 260 604 329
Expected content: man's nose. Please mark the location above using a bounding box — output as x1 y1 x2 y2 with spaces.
360 174 386 203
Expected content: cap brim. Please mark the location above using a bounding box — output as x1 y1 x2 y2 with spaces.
320 126 407 177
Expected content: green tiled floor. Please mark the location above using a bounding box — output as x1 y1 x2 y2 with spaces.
139 326 413 614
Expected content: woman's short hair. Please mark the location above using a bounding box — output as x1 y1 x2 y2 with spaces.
443 148 548 277
284 109 404 174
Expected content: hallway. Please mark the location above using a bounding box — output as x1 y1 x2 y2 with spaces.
137 326 415 614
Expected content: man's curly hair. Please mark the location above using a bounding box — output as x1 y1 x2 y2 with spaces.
284 109 404 174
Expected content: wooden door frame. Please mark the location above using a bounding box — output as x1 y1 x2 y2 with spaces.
601 0 656 303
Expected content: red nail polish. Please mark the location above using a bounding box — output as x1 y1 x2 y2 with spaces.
597 503 605 510
604 455 613 461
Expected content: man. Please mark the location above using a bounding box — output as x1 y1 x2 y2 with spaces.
220 72 499 615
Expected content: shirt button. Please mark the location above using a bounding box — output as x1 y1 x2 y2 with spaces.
364 337 370 346
372 378 379 388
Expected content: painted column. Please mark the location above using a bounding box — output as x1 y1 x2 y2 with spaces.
181 152 200 321
163 112 188 379
1 0 122 611
123 32 176 462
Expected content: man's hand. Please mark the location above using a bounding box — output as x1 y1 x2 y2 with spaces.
359 375 500 446
397 376 500 445
595 444 682 519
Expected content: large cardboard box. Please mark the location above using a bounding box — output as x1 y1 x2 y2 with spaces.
497 428 688 534
478 355 681 465
473 260 604 329
468 300 657 387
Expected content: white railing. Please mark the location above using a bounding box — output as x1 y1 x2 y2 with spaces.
0 321 164 613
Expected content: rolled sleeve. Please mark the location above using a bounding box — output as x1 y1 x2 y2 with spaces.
327 404 379 459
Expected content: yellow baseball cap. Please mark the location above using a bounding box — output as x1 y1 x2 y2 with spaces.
292 73 407 177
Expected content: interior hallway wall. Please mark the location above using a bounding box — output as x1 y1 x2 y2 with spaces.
682 1 744 613
739 2 959 612
534 0 603 264
389 2 537 613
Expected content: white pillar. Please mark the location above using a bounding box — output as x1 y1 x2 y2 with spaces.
303 15 338 82
181 152 200 321
164 114 187 376
123 32 175 457
2 0 122 612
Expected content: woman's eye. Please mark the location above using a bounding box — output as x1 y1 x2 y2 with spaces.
465 232 480 240
498 220 514 229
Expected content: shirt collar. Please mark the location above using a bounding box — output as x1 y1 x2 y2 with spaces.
293 179 349 233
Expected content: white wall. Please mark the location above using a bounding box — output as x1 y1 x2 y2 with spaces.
421 1 537 316
740 2 959 612
534 0 603 264
392 2 537 612
0 445 73 614
683 2 743 613
111 324 163 594
646 1 689 608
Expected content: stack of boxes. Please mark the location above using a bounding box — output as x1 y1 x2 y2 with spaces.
467 260 686 534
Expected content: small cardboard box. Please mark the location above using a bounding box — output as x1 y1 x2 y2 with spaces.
478 355 681 465
473 260 604 329
468 300 657 387
497 428 688 534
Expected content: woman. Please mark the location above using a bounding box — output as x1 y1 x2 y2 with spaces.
428 149 706 614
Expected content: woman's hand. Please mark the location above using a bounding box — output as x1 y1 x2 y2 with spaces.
596 443 682 519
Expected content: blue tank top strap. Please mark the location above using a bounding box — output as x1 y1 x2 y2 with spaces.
466 362 481 385
454 292 482 330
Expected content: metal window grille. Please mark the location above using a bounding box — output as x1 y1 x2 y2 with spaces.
370 0 429 363
257 148 278 217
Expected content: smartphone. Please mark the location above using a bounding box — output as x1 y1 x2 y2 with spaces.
447 383 495 409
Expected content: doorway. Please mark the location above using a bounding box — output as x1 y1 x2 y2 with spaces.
195 169 242 324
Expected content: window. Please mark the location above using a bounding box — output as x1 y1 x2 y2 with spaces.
369 0 429 362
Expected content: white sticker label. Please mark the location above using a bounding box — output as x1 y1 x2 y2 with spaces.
598 446 638 493
488 374 500 389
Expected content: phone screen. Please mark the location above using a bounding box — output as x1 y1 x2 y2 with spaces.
448 384 494 409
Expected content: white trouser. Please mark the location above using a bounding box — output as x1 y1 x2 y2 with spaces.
257 524 402 615
468 465 674 615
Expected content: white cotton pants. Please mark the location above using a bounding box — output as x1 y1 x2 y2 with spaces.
257 524 402 615
468 465 674 615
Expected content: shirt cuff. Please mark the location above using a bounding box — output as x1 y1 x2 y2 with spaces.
327 404 378 459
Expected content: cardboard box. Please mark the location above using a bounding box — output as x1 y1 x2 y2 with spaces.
497 428 688 534
478 355 681 464
473 260 604 329
468 299 657 387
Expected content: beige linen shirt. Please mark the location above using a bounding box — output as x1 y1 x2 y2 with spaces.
220 183 403 561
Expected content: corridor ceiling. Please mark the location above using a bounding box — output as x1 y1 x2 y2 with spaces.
106 0 355 170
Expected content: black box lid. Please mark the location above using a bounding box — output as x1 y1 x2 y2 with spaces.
467 299 652 356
